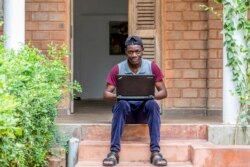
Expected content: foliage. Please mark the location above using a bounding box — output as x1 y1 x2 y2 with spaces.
221 0 250 127
0 37 81 166
201 0 250 128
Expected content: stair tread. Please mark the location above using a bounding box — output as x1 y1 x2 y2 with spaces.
80 139 212 146
76 161 193 167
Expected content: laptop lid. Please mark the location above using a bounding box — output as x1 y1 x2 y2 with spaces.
116 74 155 100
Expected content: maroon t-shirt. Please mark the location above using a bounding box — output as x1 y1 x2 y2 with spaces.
106 62 164 86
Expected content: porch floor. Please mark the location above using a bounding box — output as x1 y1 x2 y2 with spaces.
56 100 223 124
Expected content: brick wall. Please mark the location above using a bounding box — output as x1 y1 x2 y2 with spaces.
207 0 223 110
163 0 223 113
26 0 70 109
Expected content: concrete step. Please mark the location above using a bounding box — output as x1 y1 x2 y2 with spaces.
81 124 208 141
78 140 211 162
75 161 193 167
191 145 250 167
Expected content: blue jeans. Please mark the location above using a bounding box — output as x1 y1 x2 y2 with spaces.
110 100 161 153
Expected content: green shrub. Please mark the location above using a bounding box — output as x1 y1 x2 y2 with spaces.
0 37 81 166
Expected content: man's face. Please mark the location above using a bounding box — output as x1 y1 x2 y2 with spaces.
125 45 144 65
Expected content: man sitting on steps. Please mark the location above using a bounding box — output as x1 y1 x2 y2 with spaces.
102 35 168 166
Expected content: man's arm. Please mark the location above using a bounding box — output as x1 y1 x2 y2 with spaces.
103 84 117 102
155 80 167 100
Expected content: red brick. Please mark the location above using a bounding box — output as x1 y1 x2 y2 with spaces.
217 89 223 98
25 12 32 21
175 41 190 49
199 12 208 20
25 31 32 40
199 50 208 59
165 60 174 69
217 49 223 58
191 60 206 68
199 31 208 40
164 22 174 30
208 69 218 78
173 22 192 30
39 22 64 30
208 30 218 39
166 31 183 40
40 3 58 11
208 59 222 69
166 3 174 11
49 12 65 21
174 98 191 108
208 79 222 88
26 22 39 30
166 69 182 78
199 89 207 98
182 50 200 59
166 41 175 49
165 98 173 108
174 79 190 88
174 60 191 69
199 70 207 78
166 50 182 59
50 31 66 40
182 89 198 98
208 40 223 49
192 21 208 30
208 89 217 98
218 69 223 78
208 20 223 29
183 31 200 40
208 98 222 108
166 12 182 21
32 31 50 40
58 3 66 11
190 41 207 49
191 79 206 88
26 3 40 11
192 2 206 11
183 70 199 78
191 98 206 108
175 2 190 11
183 12 200 20
29 41 42 49
168 89 181 98
208 49 218 58
32 12 49 21
165 80 174 88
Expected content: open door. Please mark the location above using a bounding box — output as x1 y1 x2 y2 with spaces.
128 0 163 112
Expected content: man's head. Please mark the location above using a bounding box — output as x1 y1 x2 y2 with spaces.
125 35 143 48
124 35 144 66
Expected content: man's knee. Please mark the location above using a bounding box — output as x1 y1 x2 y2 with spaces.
113 100 130 115
145 100 159 110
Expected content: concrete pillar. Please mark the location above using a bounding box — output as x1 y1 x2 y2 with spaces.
4 0 25 50
223 1 246 124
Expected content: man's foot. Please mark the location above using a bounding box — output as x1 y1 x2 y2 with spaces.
103 151 119 166
150 152 167 166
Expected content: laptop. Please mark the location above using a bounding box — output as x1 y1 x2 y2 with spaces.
116 74 155 100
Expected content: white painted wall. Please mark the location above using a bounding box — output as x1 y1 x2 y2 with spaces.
74 0 127 99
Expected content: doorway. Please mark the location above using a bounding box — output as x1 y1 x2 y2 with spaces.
73 0 128 101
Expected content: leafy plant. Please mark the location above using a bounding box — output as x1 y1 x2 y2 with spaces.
201 0 250 143
0 37 81 166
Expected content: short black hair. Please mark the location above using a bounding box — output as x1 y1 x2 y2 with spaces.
125 35 143 47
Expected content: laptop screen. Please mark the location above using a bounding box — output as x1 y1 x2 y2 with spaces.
116 74 155 100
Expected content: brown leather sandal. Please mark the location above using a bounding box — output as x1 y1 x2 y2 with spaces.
150 152 168 166
102 152 119 166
